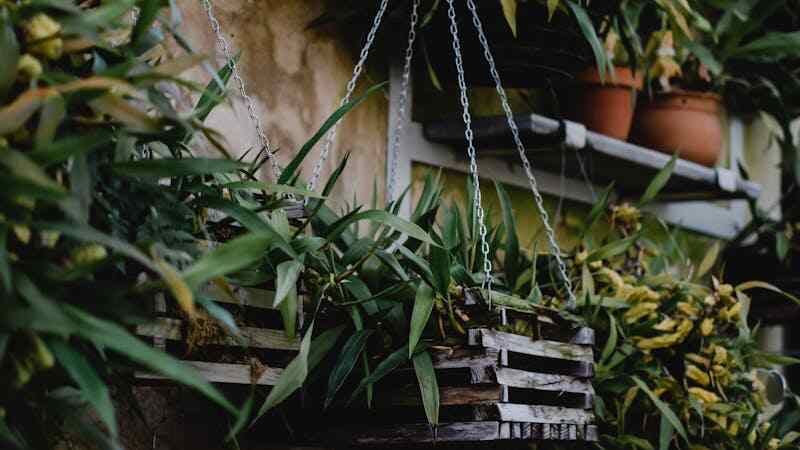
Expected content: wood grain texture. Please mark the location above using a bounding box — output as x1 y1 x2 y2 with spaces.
136 317 300 351
496 367 594 394
469 328 594 363
136 360 283 385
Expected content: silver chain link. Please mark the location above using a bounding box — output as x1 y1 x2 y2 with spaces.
445 0 493 297
464 0 577 309
201 0 282 184
307 0 390 194
386 0 420 205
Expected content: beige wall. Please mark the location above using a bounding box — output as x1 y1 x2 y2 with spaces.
174 0 389 207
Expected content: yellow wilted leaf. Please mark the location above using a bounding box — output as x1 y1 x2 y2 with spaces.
546 0 560 21
499 0 517 37
700 317 714 336
695 242 720 280
155 257 195 317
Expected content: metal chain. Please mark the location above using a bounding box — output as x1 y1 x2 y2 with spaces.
445 0 493 296
464 0 577 309
201 0 282 184
386 0 420 205
307 0 390 194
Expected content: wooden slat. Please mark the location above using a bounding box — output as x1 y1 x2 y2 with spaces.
376 385 502 407
496 367 594 394
136 318 299 351
506 351 595 377
488 403 595 425
136 361 282 385
430 346 498 369
469 328 593 363
325 421 502 445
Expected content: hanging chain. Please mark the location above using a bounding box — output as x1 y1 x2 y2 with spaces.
386 0 420 205
306 0 390 194
464 0 577 309
201 0 282 184
445 0 493 296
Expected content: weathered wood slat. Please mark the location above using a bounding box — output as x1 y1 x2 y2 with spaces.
485 403 595 425
505 351 594 377
376 385 502 407
323 421 502 445
496 367 594 394
430 347 498 369
136 361 282 385
469 328 593 363
136 318 300 351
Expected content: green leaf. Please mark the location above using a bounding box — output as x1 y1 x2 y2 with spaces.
324 329 373 408
429 244 451 295
408 283 435 357
631 376 687 443
131 0 160 46
183 233 275 289
348 344 409 405
736 280 800 305
308 325 346 371
193 56 236 124
638 154 676 206
222 180 326 199
499 0 517 36
0 9 19 100
412 351 439 425
48 339 117 437
67 306 236 414
273 260 303 308
587 234 638 262
659 413 674 450
0 149 67 199
30 130 113 166
279 81 386 185
255 322 314 420
325 210 438 247
566 0 608 81
495 181 520 288
776 232 790 261
732 31 800 62
0 225 10 294
278 284 298 338
600 310 618 364
34 93 65 149
112 158 243 178
695 241 720 280
682 39 723 76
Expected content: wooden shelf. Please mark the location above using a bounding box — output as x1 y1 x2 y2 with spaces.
424 113 762 202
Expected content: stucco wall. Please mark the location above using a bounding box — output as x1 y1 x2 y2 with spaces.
175 0 389 207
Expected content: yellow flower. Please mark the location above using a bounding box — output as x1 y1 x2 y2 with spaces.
575 250 588 265
700 318 714 336
676 319 693 337
703 295 717 307
717 283 734 297
628 285 661 302
689 387 720 404
768 438 780 450
728 420 739 436
17 54 42 80
686 353 710 367
677 301 700 318
713 346 728 365
637 320 693 350
40 230 60 248
597 267 625 291
13 225 31 244
611 202 642 228
23 14 63 60
722 302 742 322
686 364 710 386
654 317 678 331
706 411 727 429
624 302 659 324
70 244 108 266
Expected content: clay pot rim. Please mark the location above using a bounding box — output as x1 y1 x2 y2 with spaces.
641 89 723 114
575 66 643 90
653 89 722 101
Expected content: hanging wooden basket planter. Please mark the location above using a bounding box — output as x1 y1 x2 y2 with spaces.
308 290 597 445
135 285 302 387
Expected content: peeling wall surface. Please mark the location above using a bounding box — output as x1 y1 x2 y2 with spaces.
176 0 388 207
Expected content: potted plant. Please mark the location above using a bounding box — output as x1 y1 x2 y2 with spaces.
632 28 723 166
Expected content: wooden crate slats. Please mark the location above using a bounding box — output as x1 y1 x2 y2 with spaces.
324 421 503 445
136 317 300 351
375 385 503 407
505 351 595 377
490 403 594 425
136 360 282 386
468 328 593 363
430 346 498 370
495 367 594 394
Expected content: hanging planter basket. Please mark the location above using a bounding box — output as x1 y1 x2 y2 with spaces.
135 285 302 387
305 290 597 445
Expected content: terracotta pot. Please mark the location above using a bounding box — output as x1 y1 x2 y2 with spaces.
632 90 722 167
566 66 643 141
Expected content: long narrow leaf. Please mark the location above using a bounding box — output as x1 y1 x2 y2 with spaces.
408 283 435 357
324 329 373 408
412 351 439 425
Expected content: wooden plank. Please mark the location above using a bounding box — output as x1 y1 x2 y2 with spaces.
136 318 299 351
430 346 498 369
507 387 593 409
476 403 594 425
376 385 502 407
136 361 282 385
496 367 594 394
469 328 593 363
326 421 502 445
